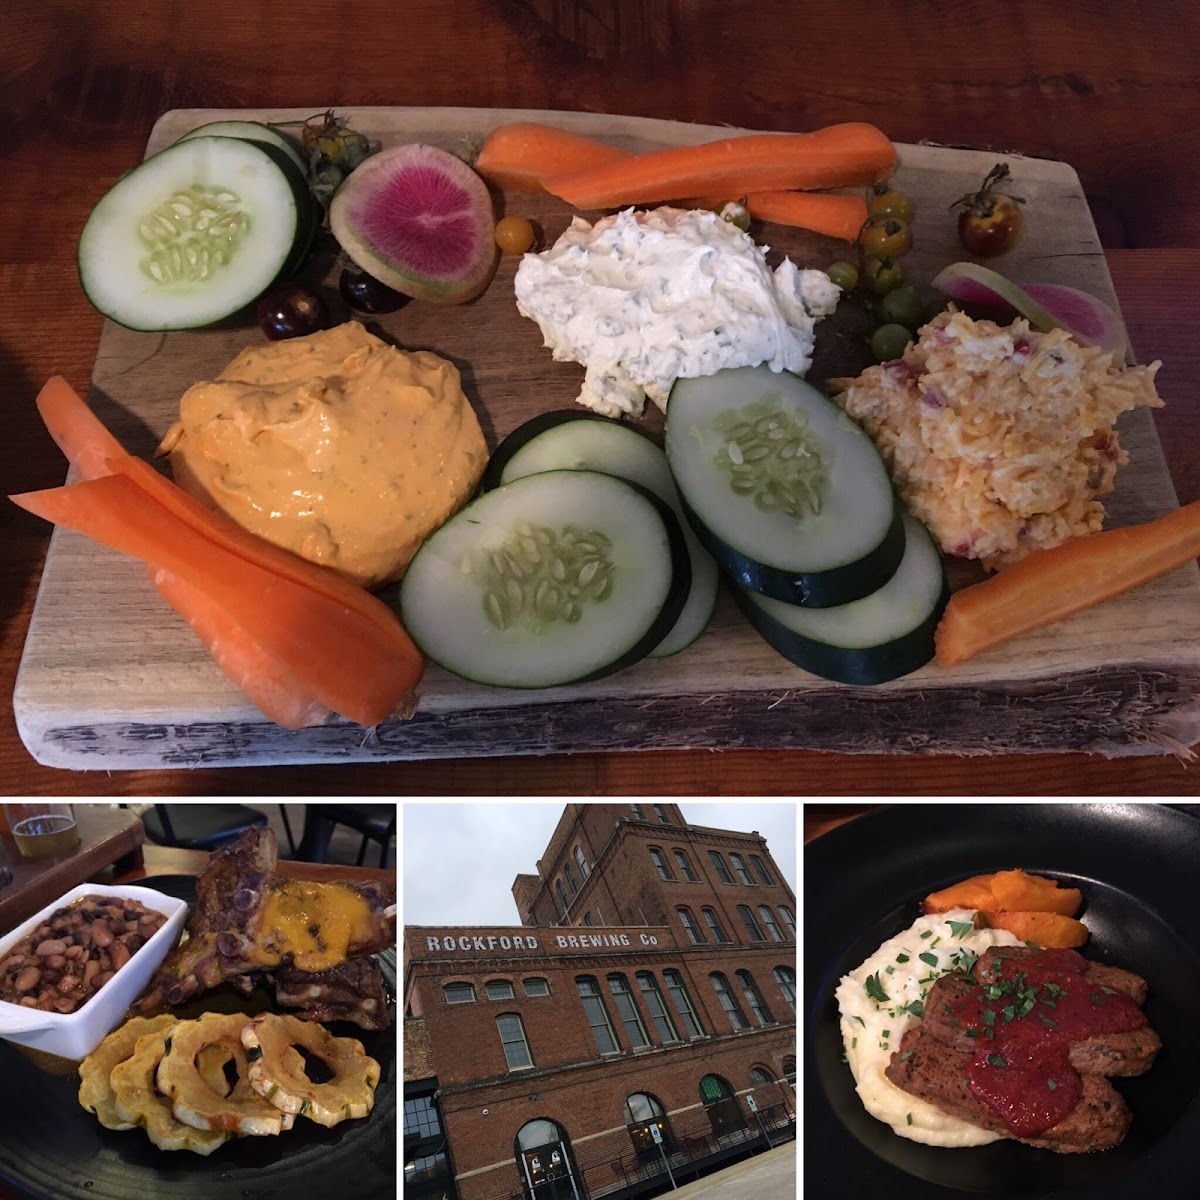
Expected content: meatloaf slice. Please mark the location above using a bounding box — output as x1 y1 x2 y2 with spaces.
885 1026 1132 1154
974 946 1148 1006
920 974 1160 1076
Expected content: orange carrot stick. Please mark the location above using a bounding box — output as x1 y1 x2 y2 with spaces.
476 122 632 192
742 191 869 240
12 475 423 725
543 123 896 209
35 375 129 480
935 501 1200 666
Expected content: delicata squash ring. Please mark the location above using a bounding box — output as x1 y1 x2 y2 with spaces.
155 1013 295 1136
79 1013 178 1131
241 1012 381 1127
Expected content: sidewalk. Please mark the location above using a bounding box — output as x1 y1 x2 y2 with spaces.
660 1142 796 1200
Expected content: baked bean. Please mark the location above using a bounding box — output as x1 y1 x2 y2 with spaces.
109 941 131 970
35 939 66 958
90 920 113 948
14 966 40 993
57 973 80 994
43 954 66 971
82 958 101 989
64 944 85 960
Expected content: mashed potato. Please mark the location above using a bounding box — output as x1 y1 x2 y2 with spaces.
836 909 1020 1147
830 310 1163 569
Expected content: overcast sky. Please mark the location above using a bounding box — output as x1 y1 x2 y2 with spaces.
401 802 797 927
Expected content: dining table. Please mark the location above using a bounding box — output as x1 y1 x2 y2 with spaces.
2 0 1198 798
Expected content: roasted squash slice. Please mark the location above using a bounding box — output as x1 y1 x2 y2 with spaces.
79 1014 178 1131
241 1013 381 1128
110 1028 230 1155
155 1013 293 1136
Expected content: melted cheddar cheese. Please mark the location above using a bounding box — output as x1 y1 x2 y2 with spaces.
252 881 374 972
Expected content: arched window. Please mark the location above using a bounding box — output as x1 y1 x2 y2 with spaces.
749 854 774 885
702 907 730 943
730 853 754 885
708 851 734 884
524 977 550 997
663 969 705 1039
699 1074 744 1137
677 906 705 944
749 1065 775 1087
673 849 698 881
710 972 750 1031
516 1118 580 1200
607 973 650 1049
636 972 679 1044
575 845 589 878
649 847 674 880
577 975 620 1055
758 905 784 942
779 905 797 939
783 1056 797 1086
735 969 775 1027
486 979 515 1001
774 965 796 1013
624 1092 671 1154
556 879 570 917
496 1012 533 1070
443 982 475 1005
564 862 578 895
737 905 766 941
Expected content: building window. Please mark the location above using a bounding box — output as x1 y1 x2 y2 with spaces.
673 849 697 881
737 904 766 942
577 975 621 1055
750 1065 775 1087
486 979 515 1001
403 1093 442 1140
649 847 673 881
607 974 650 1049
779 905 797 939
702 907 730 943
575 845 589 878
653 804 671 824
556 879 570 917
677 906 705 944
708 851 734 884
750 854 774 885
636 972 679 1044
516 1118 576 1200
699 1074 744 1137
783 1056 797 1086
663 969 705 1038
736 969 775 1026
524 977 550 997
564 862 578 895
758 905 784 942
496 1013 534 1070
405 1150 451 1188
710 972 750 1031
630 804 646 820
730 853 754 885
583 911 594 927
443 982 475 1005
774 965 797 1013
625 1092 671 1155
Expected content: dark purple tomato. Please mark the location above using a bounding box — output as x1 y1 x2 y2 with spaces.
339 268 407 314
257 284 331 340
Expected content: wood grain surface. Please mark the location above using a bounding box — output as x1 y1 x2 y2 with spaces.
1 1 1198 797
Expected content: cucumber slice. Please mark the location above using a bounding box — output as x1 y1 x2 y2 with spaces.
398 470 691 688
665 365 903 608
78 137 314 331
734 511 948 685
484 410 719 657
175 120 308 177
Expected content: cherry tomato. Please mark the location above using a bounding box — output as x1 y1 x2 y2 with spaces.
878 285 923 331
859 218 912 261
869 188 915 224
862 256 905 296
825 260 859 292
495 216 536 255
951 162 1026 258
871 323 913 362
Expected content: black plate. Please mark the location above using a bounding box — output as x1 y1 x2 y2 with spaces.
0 875 396 1200
806 803 1200 1200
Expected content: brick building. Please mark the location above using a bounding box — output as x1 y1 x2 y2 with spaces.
403 803 797 1200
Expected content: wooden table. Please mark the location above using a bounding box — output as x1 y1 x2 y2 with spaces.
2 1 1198 796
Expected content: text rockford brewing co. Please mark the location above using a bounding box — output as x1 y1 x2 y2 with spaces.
425 931 661 953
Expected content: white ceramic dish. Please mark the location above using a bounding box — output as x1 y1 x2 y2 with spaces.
0 883 188 1060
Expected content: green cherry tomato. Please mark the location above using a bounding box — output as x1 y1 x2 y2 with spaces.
879 285 924 330
826 260 859 292
913 283 950 324
718 200 752 232
863 257 905 296
871 323 914 362
869 188 916 224
859 218 913 260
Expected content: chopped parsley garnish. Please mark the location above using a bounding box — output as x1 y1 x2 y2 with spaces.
920 930 933 940
885 965 895 975
931 936 942 948
906 1113 913 1126
964 1029 980 1039
918 951 939 968
1101 986 1117 995
851 1015 866 1027
882 1030 890 1038
851 1037 857 1049
1091 991 1107 1006
982 1008 996 1027
865 973 888 1003
986 1053 1007 1068
1038 1012 1058 1029
900 1050 914 1061
947 919 975 939
900 999 925 1018
895 952 910 964
1047 1078 1058 1091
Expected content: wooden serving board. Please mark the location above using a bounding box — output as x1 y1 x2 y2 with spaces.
14 107 1200 768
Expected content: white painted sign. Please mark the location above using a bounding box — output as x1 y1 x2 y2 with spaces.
650 1124 663 1145
423 930 661 954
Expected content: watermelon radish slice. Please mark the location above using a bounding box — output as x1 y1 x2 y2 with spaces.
330 144 498 304
930 261 1127 357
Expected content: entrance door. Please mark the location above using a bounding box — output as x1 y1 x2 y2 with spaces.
521 1139 581 1200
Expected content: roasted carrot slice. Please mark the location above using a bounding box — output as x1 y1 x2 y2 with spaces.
12 474 423 726
35 375 129 481
543 123 896 209
935 500 1200 666
152 568 331 729
476 122 632 192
